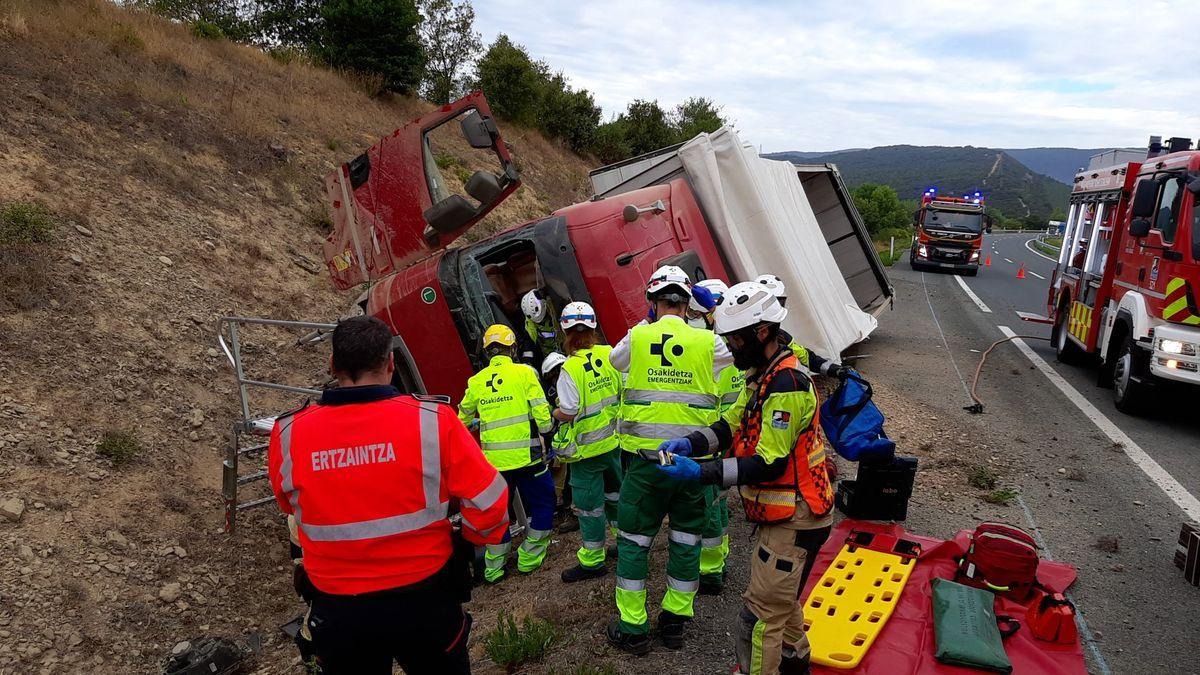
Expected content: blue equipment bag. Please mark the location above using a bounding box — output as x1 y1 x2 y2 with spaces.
820 371 895 462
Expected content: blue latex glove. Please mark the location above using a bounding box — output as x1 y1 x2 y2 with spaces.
646 306 657 322
656 454 701 481
658 437 693 457
691 285 717 311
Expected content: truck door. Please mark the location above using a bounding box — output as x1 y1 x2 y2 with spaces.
1121 175 1185 295
322 92 521 289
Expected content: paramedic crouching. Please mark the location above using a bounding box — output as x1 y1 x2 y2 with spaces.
268 316 510 674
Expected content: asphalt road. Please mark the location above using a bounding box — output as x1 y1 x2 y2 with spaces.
875 235 1200 674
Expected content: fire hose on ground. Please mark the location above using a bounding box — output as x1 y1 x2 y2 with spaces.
964 334 1051 414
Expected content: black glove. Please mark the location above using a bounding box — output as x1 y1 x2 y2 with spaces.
830 364 849 380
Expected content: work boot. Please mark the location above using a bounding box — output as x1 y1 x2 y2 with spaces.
607 543 618 560
606 621 651 656
561 563 607 583
656 611 689 650
699 571 725 596
780 654 811 675
556 512 580 534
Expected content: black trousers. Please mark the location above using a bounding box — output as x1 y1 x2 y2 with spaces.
307 565 472 674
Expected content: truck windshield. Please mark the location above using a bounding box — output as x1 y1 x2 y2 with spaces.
925 209 982 233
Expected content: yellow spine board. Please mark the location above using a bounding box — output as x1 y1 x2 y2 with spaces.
803 544 916 669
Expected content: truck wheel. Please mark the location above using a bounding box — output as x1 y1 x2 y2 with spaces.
1112 334 1152 415
1052 310 1084 364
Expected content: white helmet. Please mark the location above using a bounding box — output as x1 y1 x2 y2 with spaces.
541 351 568 377
560 301 597 331
646 265 692 300
755 274 786 301
696 279 729 303
713 282 787 335
521 290 547 323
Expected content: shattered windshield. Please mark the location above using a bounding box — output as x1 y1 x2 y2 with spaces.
925 209 983 233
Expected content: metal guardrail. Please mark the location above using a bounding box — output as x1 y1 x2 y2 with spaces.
216 316 334 532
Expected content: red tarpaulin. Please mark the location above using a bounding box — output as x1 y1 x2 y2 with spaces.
804 520 1088 674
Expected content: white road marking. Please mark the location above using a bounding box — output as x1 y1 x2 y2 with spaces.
997 325 1200 523
953 274 992 313
1015 495 1112 675
1003 257 1014 264
1027 270 1046 280
1025 237 1058 262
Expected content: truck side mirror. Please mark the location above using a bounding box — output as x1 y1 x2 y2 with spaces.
1131 179 1158 218
464 170 501 204
1128 217 1151 238
460 111 498 149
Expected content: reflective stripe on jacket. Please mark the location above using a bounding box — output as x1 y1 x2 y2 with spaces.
717 364 745 414
268 389 509 595
458 354 552 471
620 320 719 453
525 316 560 355
558 345 621 460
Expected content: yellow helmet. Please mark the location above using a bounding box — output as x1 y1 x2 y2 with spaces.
482 324 517 348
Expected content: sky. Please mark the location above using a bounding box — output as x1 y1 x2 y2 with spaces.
473 0 1200 153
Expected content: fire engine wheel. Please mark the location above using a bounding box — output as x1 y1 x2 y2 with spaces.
1112 334 1151 415
1052 309 1084 364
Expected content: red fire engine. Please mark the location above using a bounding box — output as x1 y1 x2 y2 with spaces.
1023 136 1200 414
909 189 988 275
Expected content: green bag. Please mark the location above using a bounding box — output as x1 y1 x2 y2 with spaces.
931 578 1013 673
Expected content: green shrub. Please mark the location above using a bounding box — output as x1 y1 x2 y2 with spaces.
453 166 472 184
484 613 558 672
967 465 999 490
268 46 310 66
326 138 342 151
97 430 142 467
0 201 54 245
549 666 617 675
984 488 1019 505
434 152 458 170
110 23 144 56
189 20 224 40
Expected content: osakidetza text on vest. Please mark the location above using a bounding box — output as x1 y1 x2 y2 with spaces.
645 367 695 386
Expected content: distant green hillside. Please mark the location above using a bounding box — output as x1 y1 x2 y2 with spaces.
766 146 1070 220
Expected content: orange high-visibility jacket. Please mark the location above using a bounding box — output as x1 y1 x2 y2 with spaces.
268 385 509 595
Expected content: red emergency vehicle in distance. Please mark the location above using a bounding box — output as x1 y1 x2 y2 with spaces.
1023 136 1200 414
321 93 729 403
909 189 988 276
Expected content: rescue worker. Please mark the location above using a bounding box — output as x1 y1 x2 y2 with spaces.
521 289 560 362
755 274 845 379
541 352 578 533
551 301 624 583
458 324 557 583
267 316 509 674
607 265 734 654
691 278 740 595
656 282 837 675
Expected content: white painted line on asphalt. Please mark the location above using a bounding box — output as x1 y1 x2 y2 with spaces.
953 274 992 313
1025 237 1058 262
1028 270 1046 280
997 325 1200 523
1003 257 1014 264
1015 495 1112 675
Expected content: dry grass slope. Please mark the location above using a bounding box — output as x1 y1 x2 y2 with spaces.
0 1 591 671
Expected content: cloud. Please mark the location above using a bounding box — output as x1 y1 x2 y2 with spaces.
472 0 1200 152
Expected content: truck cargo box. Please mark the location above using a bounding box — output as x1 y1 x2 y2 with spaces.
589 128 892 358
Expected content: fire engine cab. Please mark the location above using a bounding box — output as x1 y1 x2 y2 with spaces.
1032 136 1200 414
909 190 987 275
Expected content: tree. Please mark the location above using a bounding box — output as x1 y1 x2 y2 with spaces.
621 99 675 157
418 0 481 105
851 183 910 234
671 97 725 141
251 0 324 49
538 73 601 153
1049 207 1067 222
135 0 252 39
475 34 544 125
590 119 630 164
319 0 426 95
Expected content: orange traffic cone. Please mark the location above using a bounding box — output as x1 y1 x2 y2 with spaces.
1016 264 1026 279
984 255 991 267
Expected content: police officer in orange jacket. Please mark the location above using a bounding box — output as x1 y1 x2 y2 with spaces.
268 316 510 674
